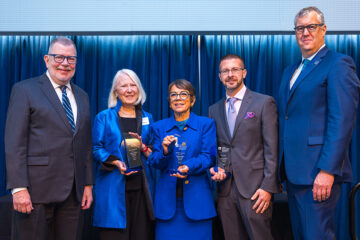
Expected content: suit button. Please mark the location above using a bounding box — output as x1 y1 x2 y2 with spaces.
185 180 189 184
285 116 289 120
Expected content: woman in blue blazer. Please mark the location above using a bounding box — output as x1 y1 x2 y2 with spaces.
148 79 217 240
92 69 155 240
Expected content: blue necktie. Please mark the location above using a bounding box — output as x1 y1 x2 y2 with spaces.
60 86 75 132
227 98 238 137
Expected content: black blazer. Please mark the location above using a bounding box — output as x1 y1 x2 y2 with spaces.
5 73 93 203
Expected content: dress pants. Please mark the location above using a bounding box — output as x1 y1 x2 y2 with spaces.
217 180 273 240
287 182 341 240
12 185 81 240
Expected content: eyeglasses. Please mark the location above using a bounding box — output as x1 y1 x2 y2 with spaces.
294 24 324 34
219 67 244 76
169 91 192 100
48 54 77 64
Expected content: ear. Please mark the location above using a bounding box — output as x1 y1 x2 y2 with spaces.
190 96 196 107
242 69 247 79
44 55 50 68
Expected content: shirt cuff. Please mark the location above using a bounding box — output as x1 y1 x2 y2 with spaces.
11 187 27 195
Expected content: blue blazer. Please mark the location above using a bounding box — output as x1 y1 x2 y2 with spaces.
92 100 155 228
148 112 217 221
278 46 360 185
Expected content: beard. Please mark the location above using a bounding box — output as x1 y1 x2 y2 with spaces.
224 77 243 92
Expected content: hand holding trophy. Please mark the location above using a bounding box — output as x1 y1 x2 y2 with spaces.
121 132 143 174
210 145 231 182
165 134 188 178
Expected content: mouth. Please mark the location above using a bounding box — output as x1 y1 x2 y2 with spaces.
57 68 71 73
174 102 185 107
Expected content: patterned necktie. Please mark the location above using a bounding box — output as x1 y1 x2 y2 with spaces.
60 85 75 132
227 97 238 137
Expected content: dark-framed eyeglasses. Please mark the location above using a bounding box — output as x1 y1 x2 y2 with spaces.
48 54 77 64
169 91 192 100
219 67 244 76
294 24 324 34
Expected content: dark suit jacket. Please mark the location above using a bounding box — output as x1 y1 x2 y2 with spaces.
5 73 93 203
209 88 281 199
278 46 360 184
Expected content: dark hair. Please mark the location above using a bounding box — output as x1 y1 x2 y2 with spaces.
219 54 245 71
168 79 196 102
48 37 77 55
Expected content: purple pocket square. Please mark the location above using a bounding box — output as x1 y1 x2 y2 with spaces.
244 112 255 119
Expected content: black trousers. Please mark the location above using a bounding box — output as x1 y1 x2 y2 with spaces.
98 188 154 240
12 185 82 240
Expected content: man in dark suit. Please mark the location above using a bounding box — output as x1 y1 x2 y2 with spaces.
5 37 93 240
278 7 360 239
209 54 280 240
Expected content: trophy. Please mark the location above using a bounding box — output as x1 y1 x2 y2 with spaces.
168 134 187 176
214 145 231 180
121 133 143 172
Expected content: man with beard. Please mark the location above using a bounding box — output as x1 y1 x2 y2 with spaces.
5 37 93 240
209 54 280 239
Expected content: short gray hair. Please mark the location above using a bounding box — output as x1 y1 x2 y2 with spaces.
48 37 77 55
107 69 147 108
294 6 325 26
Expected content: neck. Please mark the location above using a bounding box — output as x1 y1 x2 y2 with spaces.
174 110 190 121
119 105 136 117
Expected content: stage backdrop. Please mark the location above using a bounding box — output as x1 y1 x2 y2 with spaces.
0 35 359 239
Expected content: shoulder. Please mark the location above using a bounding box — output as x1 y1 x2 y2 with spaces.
209 98 225 111
153 117 171 128
95 108 116 120
13 75 43 89
248 90 275 103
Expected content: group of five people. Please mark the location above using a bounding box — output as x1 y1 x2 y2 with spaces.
5 6 360 240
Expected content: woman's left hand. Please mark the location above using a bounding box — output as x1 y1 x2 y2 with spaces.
170 165 189 178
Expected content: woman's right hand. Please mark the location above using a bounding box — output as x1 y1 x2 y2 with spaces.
112 160 138 175
162 135 176 155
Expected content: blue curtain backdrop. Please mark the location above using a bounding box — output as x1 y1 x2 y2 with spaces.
200 34 360 240
0 34 359 239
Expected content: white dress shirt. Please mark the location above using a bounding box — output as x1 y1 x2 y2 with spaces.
226 85 247 118
289 44 326 89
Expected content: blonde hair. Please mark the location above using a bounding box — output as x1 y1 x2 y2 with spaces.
108 69 146 108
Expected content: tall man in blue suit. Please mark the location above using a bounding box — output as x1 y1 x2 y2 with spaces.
278 6 360 239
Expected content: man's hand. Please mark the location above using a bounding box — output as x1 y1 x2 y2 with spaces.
13 189 33 214
81 185 93 210
210 167 227 182
313 170 334 202
251 188 271 214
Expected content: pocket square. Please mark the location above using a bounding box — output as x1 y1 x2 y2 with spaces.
244 112 255 119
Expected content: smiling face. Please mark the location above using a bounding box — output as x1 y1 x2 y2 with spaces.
44 43 77 85
219 58 247 96
115 74 139 107
169 85 194 116
295 11 326 58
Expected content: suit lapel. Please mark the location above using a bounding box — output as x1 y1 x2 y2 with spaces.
232 89 251 140
218 98 232 141
71 83 81 135
289 46 329 101
38 74 73 135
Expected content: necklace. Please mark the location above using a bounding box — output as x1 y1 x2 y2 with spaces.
119 107 135 117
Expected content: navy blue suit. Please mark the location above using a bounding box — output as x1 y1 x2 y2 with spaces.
278 46 360 239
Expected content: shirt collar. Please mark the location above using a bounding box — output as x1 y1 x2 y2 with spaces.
165 112 198 132
226 85 247 101
46 71 72 91
302 44 326 62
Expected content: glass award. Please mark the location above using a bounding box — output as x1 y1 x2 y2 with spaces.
168 134 187 176
215 146 231 179
121 133 143 172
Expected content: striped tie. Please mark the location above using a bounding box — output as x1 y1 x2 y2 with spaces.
60 85 75 132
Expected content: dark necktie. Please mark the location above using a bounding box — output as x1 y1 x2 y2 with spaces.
227 97 238 137
60 85 75 132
